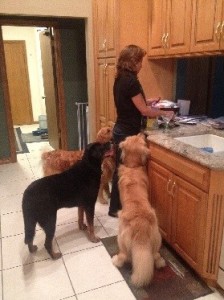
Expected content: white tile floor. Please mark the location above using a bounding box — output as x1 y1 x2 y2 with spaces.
0 125 223 300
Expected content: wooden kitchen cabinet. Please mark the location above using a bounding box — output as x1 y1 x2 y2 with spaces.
148 142 224 284
190 0 224 52
94 0 117 58
96 57 116 129
150 160 207 274
93 0 149 131
172 175 207 273
148 0 192 57
150 161 173 241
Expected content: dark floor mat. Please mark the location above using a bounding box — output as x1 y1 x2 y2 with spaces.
101 236 213 300
14 127 29 154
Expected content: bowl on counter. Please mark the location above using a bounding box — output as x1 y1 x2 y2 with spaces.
154 100 180 114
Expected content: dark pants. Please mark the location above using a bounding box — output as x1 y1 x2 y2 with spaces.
109 127 138 214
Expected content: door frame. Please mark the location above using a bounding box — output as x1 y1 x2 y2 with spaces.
0 16 80 163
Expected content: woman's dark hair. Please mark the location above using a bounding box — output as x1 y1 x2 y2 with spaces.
116 44 146 77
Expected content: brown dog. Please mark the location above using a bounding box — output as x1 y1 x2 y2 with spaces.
41 127 115 204
97 154 115 204
112 134 165 287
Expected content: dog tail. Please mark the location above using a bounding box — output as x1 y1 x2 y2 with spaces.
131 243 154 287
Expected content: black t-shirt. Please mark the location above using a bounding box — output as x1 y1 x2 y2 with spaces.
113 70 146 134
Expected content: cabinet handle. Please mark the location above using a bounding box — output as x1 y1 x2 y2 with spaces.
104 63 108 75
102 39 107 49
171 181 176 197
215 22 221 41
161 33 166 48
221 21 224 40
167 179 172 194
164 33 169 48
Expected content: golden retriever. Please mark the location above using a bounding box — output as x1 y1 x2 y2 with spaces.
41 126 115 204
112 134 165 287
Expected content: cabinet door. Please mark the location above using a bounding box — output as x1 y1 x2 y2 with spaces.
96 58 107 128
190 0 222 52
172 176 207 273
94 0 117 58
220 2 224 49
105 0 117 57
96 58 116 129
105 58 116 127
149 161 173 242
148 0 167 56
166 0 192 54
94 0 107 58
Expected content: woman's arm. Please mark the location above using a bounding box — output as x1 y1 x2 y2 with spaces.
132 94 174 119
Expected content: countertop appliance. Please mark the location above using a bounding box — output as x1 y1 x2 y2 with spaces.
218 229 224 290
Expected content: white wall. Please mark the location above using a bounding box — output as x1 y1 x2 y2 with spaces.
0 0 96 137
2 26 46 122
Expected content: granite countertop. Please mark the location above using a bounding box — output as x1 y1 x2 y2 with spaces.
145 123 224 170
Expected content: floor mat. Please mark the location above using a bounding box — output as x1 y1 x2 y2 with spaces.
101 236 213 300
14 127 29 154
21 132 48 143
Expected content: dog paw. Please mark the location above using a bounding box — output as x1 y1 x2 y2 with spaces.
89 234 100 243
79 223 87 230
111 255 123 268
98 197 108 205
51 252 62 260
111 255 119 266
28 244 38 253
155 257 166 269
100 200 108 205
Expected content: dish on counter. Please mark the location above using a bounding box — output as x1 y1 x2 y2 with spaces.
153 100 180 113
207 119 224 130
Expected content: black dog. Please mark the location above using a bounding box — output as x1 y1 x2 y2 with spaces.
22 142 111 259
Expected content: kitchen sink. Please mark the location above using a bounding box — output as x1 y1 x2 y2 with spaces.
174 134 224 153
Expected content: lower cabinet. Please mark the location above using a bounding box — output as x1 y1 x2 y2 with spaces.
96 57 116 131
150 161 207 274
148 142 224 285
150 161 172 241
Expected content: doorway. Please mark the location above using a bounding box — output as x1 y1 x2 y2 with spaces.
2 25 59 150
0 17 88 163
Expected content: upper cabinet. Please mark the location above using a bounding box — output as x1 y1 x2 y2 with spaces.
94 0 117 58
148 0 192 57
148 0 224 58
190 0 224 52
93 0 149 131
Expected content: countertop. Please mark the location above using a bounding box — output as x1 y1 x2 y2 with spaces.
145 123 224 170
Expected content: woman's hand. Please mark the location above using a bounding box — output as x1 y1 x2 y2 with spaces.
146 97 161 107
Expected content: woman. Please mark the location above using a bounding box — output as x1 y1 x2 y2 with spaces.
109 44 174 217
